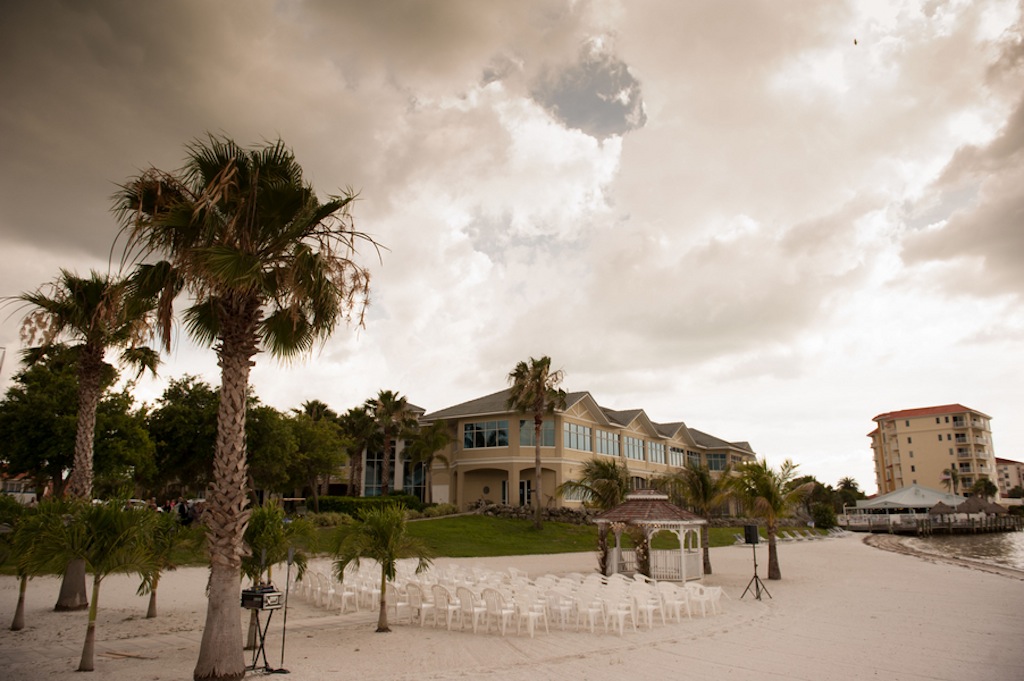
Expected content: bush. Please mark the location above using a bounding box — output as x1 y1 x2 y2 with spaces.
316 493 426 518
304 511 354 527
422 503 458 518
810 502 837 530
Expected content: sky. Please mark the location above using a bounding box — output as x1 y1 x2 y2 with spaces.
2 0 1022 494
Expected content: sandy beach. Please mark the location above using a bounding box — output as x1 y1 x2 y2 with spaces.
2 534 1023 681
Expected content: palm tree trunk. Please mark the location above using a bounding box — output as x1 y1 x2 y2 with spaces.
380 434 392 497
146 574 160 619
10 575 27 631
66 345 103 500
533 417 543 530
78 575 102 672
767 525 781 580
194 308 257 681
54 558 89 611
425 465 433 505
701 523 713 575
376 568 389 632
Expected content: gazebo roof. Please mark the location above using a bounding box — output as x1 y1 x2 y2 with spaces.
594 489 705 525
956 496 989 514
928 501 957 515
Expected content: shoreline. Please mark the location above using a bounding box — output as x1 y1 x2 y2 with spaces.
863 531 1024 581
2 536 1023 680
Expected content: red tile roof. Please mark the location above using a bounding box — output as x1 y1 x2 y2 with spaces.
594 489 704 524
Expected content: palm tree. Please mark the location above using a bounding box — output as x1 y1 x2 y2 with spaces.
9 270 159 612
557 457 630 511
25 499 155 672
115 135 378 681
507 356 567 529
405 421 452 504
654 462 732 575
137 511 203 619
241 502 315 649
942 467 961 495
970 477 998 501
731 458 812 580
365 390 417 498
339 405 378 497
331 504 432 632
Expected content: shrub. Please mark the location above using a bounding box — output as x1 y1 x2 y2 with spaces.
304 511 354 527
422 503 459 518
316 494 426 518
810 502 837 530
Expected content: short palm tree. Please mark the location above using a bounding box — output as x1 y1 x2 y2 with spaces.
137 511 203 619
365 390 417 498
557 457 630 511
731 458 812 580
970 477 998 501
25 498 155 672
405 421 452 504
10 270 159 611
332 504 432 632
654 462 732 575
507 356 567 529
115 135 378 681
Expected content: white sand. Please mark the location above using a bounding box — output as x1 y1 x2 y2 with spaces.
2 535 1023 680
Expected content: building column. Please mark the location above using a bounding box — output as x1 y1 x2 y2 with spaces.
508 465 520 507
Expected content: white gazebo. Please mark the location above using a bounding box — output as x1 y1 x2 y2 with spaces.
594 489 707 582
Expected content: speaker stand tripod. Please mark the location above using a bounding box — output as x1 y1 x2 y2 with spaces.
741 543 771 601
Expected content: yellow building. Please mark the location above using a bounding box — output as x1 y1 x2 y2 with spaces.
994 457 1024 498
420 388 756 511
869 404 996 496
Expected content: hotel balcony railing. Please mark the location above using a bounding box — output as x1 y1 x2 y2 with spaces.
952 419 967 428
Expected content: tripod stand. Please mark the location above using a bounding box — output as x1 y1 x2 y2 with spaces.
740 542 771 601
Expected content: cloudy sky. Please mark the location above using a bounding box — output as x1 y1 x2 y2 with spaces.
2 0 1022 493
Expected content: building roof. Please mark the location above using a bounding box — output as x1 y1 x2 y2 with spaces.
872 404 990 422
855 484 965 510
594 490 704 525
421 387 753 455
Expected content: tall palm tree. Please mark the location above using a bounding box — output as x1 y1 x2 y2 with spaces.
340 405 378 497
731 458 812 580
654 462 732 575
507 356 567 529
557 457 630 511
25 499 156 672
115 135 378 681
332 504 432 632
10 270 159 611
365 390 417 498
405 421 452 504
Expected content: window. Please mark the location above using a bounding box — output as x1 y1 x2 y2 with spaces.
937 434 942 441
687 451 702 468
463 420 509 449
909 451 914 458
945 416 949 423
936 417 941 424
905 420 910 427
563 422 592 451
707 453 727 471
520 419 555 447
947 434 952 441
630 476 647 490
907 436 912 444
596 429 619 456
669 447 685 467
911 465 916 472
648 441 666 464
623 436 644 461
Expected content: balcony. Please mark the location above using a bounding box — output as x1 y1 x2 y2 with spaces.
952 419 967 428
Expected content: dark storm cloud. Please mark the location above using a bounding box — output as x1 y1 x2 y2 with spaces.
531 39 647 139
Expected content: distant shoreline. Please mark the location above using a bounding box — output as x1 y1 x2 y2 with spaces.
864 532 1024 581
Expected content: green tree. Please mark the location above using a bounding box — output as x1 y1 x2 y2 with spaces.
331 504 432 632
970 477 998 501
339 405 378 497
116 135 377 681
287 412 347 512
405 421 452 504
365 390 417 498
834 476 867 512
653 462 732 575
507 356 567 529
247 403 298 499
731 458 813 580
23 499 156 671
557 457 630 511
145 375 219 497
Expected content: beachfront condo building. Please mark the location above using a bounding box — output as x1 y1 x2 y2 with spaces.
417 388 757 511
994 457 1024 498
869 404 997 496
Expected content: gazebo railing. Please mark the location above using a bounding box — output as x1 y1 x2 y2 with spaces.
616 549 702 581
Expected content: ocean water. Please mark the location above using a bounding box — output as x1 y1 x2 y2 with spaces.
904 531 1024 572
